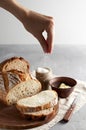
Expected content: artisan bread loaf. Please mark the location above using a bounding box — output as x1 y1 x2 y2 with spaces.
16 90 58 113
2 70 30 92
0 56 32 92
0 70 30 102
0 56 30 73
6 79 42 105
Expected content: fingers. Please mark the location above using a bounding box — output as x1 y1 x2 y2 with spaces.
46 20 55 53
37 29 54 53
23 10 55 53
37 34 48 53
35 14 55 53
36 22 55 53
47 28 54 53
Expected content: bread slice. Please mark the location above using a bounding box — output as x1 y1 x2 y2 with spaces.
6 79 42 105
16 90 58 113
0 56 30 73
22 104 59 120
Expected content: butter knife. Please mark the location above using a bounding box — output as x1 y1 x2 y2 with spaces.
63 95 80 122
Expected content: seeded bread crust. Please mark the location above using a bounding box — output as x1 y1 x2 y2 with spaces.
0 56 30 73
6 79 42 105
16 90 58 113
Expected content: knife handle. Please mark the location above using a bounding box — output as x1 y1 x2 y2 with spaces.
63 104 76 122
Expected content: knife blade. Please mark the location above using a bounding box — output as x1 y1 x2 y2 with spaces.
63 95 80 122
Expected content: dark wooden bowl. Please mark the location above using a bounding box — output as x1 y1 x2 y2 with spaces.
49 77 77 98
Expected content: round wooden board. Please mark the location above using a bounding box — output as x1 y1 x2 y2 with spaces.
0 101 59 129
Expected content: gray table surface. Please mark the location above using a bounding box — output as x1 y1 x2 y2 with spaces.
0 44 86 130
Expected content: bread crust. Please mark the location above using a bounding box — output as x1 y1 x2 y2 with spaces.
0 56 30 73
0 89 7 103
20 103 59 120
2 72 9 92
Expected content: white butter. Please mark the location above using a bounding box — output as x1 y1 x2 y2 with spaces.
59 83 71 89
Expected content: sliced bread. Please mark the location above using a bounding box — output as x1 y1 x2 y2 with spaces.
16 90 58 113
6 79 42 105
22 104 59 120
0 56 30 73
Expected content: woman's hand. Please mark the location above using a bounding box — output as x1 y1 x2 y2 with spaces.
22 10 55 53
0 0 55 53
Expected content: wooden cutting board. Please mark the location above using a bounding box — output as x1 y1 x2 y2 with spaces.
0 101 59 129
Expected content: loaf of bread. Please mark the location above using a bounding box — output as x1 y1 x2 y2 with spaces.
0 56 30 73
6 78 42 105
0 57 59 121
16 90 58 113
0 56 32 92
3 70 31 91
0 70 31 102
